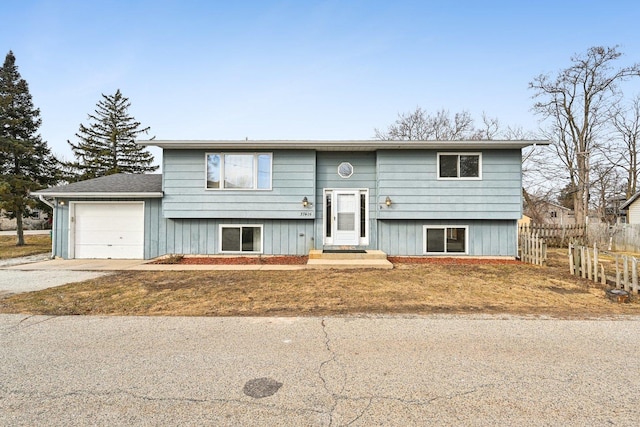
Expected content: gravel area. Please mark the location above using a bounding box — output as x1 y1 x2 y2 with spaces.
0 254 110 297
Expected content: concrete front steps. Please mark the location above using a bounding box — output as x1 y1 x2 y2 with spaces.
306 250 393 269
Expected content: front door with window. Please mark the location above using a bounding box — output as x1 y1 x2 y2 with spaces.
324 189 368 246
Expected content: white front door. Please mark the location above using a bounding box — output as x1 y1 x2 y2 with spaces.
332 190 360 246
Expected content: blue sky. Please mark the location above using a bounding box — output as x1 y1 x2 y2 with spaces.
2 0 640 164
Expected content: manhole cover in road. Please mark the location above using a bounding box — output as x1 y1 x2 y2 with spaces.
243 377 283 398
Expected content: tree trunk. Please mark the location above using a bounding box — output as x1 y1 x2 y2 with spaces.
15 209 25 246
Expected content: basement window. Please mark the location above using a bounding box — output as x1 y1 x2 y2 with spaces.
423 226 468 254
220 225 263 253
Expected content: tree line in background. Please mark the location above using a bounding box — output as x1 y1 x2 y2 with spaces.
0 50 157 245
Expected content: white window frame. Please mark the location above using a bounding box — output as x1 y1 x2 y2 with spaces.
205 152 272 190
423 225 469 255
218 224 264 254
437 152 482 180
322 188 369 246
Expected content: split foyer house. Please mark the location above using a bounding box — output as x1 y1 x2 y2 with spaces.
34 139 548 260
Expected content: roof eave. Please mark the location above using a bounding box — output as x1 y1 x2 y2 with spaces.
33 192 164 198
137 139 550 151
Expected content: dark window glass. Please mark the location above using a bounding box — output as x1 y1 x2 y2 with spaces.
360 193 366 238
221 227 240 251
459 155 479 178
326 194 332 238
439 155 458 178
426 228 445 252
446 228 466 252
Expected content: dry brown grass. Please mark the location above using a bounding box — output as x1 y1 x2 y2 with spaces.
0 234 51 259
1 249 639 318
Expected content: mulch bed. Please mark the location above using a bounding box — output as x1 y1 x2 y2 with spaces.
153 255 520 265
388 257 521 265
155 256 309 265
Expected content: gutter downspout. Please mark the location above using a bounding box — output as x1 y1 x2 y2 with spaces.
38 195 56 259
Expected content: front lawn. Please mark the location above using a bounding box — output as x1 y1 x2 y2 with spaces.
1 249 638 317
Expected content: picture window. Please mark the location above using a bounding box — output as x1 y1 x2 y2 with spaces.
206 153 271 190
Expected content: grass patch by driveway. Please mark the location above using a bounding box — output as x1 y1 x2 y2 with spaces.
1 250 638 317
0 234 51 259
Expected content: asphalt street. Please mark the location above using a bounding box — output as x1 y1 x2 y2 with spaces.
1 314 638 426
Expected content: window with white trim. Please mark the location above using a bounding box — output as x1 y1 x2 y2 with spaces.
423 226 468 254
206 153 272 190
220 225 263 253
437 153 481 179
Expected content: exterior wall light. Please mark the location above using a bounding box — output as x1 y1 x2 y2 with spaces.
58 200 66 206
385 196 392 207
302 196 312 207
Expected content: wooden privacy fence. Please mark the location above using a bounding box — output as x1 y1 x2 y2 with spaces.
568 243 639 295
519 224 586 247
588 223 640 253
518 231 547 266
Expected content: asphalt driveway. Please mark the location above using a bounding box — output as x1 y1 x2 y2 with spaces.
1 314 638 426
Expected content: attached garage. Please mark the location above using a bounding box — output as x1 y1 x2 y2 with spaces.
34 174 163 260
71 202 145 259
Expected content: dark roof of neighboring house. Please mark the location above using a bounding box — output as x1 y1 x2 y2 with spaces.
620 191 640 210
33 173 163 198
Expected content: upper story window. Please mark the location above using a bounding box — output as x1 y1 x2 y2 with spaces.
437 152 481 180
206 153 272 190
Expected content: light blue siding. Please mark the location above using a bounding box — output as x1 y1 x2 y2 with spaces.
162 149 316 219
314 152 378 249
377 149 523 220
146 217 314 257
378 219 517 256
52 201 69 259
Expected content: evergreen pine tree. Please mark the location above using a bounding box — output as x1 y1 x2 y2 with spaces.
67 89 157 180
0 50 59 246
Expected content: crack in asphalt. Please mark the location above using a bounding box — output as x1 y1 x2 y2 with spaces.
1 387 326 417
316 319 498 426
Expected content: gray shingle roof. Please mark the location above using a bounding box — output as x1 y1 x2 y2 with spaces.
34 173 163 197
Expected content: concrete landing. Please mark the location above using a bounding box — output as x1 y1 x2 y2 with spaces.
306 250 393 269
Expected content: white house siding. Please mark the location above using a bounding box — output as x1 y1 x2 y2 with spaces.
628 200 640 224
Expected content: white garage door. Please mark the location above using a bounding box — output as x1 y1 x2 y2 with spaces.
73 202 144 259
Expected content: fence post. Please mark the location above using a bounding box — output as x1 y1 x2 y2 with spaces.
592 246 596 278
623 256 629 292
568 244 574 275
600 264 606 285
632 258 638 295
615 255 621 289
586 247 592 281
580 246 587 279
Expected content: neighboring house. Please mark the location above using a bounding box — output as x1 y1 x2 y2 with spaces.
523 199 575 226
0 208 50 231
620 191 640 224
34 139 547 260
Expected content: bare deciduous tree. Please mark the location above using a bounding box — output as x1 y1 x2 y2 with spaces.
529 46 640 225
610 95 640 199
374 107 490 141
